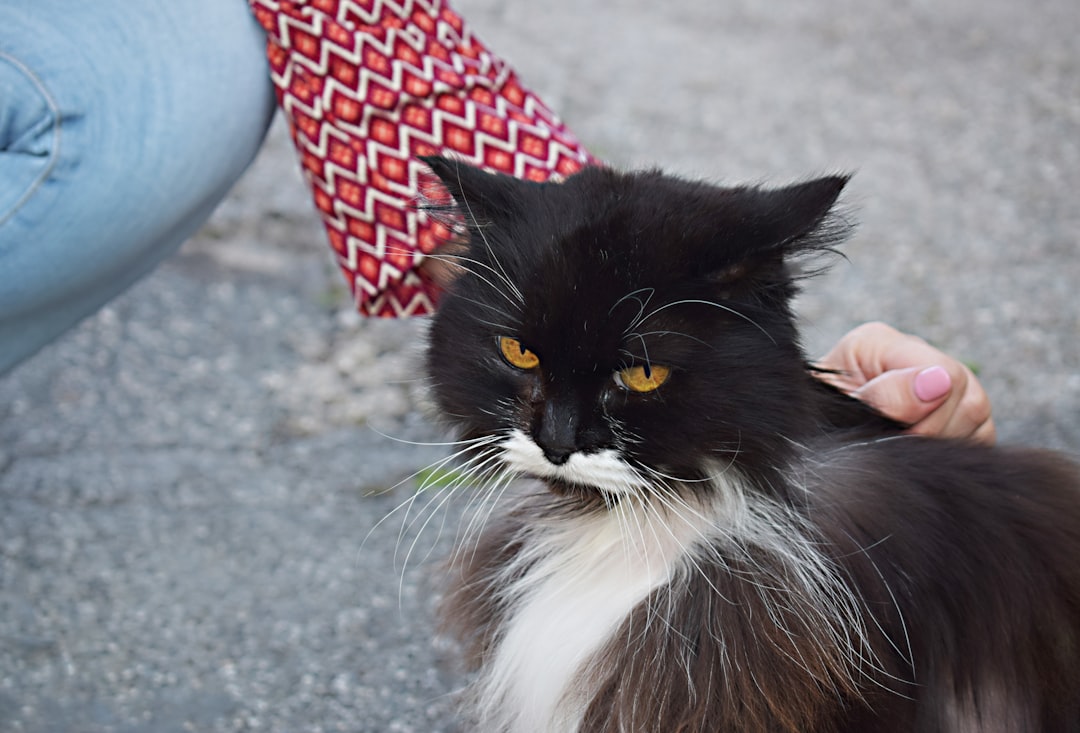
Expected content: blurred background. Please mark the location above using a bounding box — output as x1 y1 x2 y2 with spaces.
2 0 1077 730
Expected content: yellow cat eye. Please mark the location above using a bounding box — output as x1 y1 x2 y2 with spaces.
615 364 671 393
499 336 540 370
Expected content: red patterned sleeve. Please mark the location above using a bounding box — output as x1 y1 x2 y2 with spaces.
248 0 597 316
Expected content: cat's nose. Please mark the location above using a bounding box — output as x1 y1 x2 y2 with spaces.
534 395 580 466
541 445 573 466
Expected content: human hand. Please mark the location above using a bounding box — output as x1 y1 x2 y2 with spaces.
816 321 996 444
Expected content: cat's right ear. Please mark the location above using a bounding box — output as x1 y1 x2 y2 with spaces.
420 156 526 230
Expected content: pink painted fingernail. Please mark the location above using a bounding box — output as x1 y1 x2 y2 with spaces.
914 365 951 402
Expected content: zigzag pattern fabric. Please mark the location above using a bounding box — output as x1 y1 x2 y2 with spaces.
249 0 596 316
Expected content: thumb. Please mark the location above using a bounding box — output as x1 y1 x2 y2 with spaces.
852 365 952 425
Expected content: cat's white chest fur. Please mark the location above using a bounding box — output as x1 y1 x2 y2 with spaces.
472 474 716 732
475 510 690 732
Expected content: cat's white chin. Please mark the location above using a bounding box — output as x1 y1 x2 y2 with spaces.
500 429 648 497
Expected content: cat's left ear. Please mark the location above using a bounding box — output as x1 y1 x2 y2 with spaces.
706 175 851 290
420 156 529 230
737 175 850 254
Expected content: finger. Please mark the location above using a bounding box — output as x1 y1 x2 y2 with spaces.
852 365 951 426
895 365 996 444
922 366 996 444
817 322 912 381
970 417 998 445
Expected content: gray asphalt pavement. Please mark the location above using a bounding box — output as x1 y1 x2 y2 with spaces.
2 0 1078 730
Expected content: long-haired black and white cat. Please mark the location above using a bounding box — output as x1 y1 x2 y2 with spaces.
419 155 1080 732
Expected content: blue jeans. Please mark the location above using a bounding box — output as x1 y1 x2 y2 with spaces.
0 0 276 374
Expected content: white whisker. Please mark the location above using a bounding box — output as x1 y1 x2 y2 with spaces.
446 181 526 308
640 298 776 344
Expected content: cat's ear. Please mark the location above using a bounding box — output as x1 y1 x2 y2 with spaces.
706 175 850 288
699 175 851 299
737 175 850 254
420 156 528 230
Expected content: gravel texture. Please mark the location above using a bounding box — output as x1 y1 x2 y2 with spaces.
2 0 1078 730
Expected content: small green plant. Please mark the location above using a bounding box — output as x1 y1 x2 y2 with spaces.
414 466 472 490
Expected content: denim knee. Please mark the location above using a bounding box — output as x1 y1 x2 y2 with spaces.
0 51 59 237
0 0 276 374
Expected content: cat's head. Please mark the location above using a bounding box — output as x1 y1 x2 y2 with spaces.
423 157 851 501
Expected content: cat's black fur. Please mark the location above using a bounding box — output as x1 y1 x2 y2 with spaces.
422 156 1080 732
